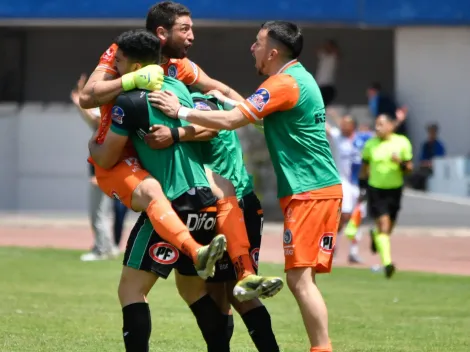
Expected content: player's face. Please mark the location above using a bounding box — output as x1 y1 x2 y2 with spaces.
114 49 141 76
375 115 393 138
251 29 271 75
340 116 355 136
159 15 194 59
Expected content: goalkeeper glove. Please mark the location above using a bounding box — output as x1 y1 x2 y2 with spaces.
121 65 164 92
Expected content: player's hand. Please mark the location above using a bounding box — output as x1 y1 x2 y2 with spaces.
206 89 226 103
144 125 174 149
396 106 408 122
121 65 164 92
89 176 98 186
70 74 87 107
148 91 181 119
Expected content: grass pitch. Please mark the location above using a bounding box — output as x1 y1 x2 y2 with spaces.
1 247 469 352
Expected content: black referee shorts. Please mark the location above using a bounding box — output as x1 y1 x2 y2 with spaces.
368 186 403 222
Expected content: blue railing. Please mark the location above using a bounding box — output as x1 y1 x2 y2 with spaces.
1 0 470 25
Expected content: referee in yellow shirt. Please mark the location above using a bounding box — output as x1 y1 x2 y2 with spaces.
359 114 413 278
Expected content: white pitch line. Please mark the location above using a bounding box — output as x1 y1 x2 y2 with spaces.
404 189 470 206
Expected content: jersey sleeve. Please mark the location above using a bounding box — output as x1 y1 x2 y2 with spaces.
401 137 413 161
95 43 119 76
110 94 136 136
166 58 201 86
237 74 300 122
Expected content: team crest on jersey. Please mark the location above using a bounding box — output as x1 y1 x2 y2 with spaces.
168 64 178 78
111 106 124 124
194 101 212 111
247 88 270 112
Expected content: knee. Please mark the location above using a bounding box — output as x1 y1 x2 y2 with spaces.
286 268 311 297
212 173 236 198
131 178 164 211
230 297 263 315
176 276 207 305
118 268 156 307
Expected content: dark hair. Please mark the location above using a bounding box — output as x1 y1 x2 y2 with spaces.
115 29 161 64
146 1 191 32
261 21 303 59
428 123 439 132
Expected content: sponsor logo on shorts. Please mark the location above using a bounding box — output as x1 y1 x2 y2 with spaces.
250 248 260 268
168 64 178 78
111 106 124 124
319 232 335 253
124 157 142 173
247 88 270 112
194 101 212 111
186 213 216 232
283 229 292 244
149 242 179 264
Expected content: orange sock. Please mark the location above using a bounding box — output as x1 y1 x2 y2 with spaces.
147 198 201 262
310 341 332 352
350 205 362 227
216 196 254 280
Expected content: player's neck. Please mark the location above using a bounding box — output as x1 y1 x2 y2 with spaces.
160 56 170 65
269 58 298 76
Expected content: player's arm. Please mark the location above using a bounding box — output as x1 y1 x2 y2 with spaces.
398 137 414 174
393 107 408 131
359 141 371 192
70 74 101 129
144 123 218 150
88 95 134 169
150 74 299 130
80 71 123 109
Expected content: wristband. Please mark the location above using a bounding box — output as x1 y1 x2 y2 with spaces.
121 73 135 91
170 128 180 143
177 106 190 120
400 161 408 171
223 98 238 111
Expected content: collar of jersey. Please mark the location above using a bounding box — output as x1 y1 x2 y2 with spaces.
277 59 298 74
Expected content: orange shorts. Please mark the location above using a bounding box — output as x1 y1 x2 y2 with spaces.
281 197 342 273
92 157 149 209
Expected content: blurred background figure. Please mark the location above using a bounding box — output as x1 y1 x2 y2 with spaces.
315 39 340 107
70 75 122 261
409 123 446 191
367 82 408 136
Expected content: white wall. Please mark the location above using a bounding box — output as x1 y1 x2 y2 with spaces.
395 27 470 158
0 105 91 211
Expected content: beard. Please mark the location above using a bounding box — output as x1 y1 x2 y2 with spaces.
161 37 187 59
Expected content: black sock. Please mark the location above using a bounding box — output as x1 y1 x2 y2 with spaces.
122 302 151 352
226 314 234 342
190 295 230 352
242 306 279 352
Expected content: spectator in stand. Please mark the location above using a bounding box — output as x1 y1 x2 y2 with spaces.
410 123 446 190
316 39 340 106
367 82 407 136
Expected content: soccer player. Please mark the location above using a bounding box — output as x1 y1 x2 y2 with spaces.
326 115 372 264
80 1 262 290
144 91 280 351
151 21 343 352
358 114 413 278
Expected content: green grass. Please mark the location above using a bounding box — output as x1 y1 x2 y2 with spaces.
1 247 469 352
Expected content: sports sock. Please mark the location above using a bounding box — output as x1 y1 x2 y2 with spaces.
344 205 362 239
310 344 332 352
216 197 254 280
375 233 392 266
189 294 230 352
122 302 151 352
349 239 359 256
242 306 279 352
147 199 201 262
226 314 234 342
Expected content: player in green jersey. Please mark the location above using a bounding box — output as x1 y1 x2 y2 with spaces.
151 21 342 352
144 91 280 351
359 114 413 279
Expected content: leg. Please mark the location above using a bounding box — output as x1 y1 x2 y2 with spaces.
281 198 341 351
82 181 113 261
176 272 231 352
206 170 283 301
113 197 128 246
94 159 225 279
